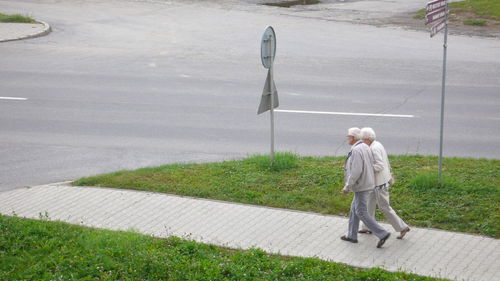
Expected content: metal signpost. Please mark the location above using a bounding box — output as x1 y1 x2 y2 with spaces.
426 0 448 184
258 26 279 163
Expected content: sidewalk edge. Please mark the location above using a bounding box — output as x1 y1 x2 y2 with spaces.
0 20 51 43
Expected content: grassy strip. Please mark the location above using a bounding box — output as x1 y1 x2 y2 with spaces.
74 154 500 238
0 215 445 280
450 0 500 21
414 0 500 26
0 13 36 23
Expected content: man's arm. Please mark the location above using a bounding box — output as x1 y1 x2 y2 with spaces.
344 149 362 191
372 146 385 172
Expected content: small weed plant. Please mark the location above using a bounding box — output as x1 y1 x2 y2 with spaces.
410 172 460 191
463 19 487 25
246 152 299 172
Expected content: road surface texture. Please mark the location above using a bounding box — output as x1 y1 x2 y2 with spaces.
0 0 499 191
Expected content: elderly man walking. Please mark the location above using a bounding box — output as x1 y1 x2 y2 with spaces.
341 127 390 248
358 127 411 239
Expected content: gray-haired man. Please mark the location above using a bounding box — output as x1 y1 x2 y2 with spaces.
341 127 391 248
358 127 411 239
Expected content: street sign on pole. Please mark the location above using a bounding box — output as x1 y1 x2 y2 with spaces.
257 70 279 114
426 0 448 185
261 26 276 69
426 0 447 13
426 7 447 25
258 26 278 163
430 19 446 37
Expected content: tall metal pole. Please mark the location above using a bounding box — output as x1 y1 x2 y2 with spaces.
268 35 275 163
438 6 448 185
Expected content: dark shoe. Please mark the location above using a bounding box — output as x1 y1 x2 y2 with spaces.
340 235 358 243
397 227 411 239
358 229 372 234
377 233 390 248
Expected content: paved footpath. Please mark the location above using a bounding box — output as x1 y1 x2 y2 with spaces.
0 183 498 281
0 22 51 42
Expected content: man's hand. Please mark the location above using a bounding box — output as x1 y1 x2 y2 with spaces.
342 186 350 195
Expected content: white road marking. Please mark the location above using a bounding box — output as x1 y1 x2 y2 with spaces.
275 109 415 118
0 97 28 101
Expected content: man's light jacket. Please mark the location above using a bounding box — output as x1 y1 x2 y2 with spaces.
371 140 392 186
344 140 375 192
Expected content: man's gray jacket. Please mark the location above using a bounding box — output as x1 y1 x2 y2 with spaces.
343 140 376 192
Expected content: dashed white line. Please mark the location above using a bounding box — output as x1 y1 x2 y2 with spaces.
275 109 415 118
0 97 28 101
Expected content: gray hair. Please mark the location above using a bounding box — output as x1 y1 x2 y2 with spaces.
361 127 376 141
347 127 361 140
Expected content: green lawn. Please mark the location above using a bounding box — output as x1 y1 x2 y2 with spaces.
0 215 445 280
74 154 500 238
450 0 500 21
0 13 36 23
414 0 500 26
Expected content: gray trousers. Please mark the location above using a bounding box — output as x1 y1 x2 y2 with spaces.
348 190 389 240
361 187 408 232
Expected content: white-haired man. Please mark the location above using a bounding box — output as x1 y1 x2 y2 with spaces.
341 127 391 248
358 127 411 239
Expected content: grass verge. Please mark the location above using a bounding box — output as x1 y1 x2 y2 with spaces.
0 13 36 23
0 215 445 280
414 0 500 26
449 0 500 21
74 154 500 238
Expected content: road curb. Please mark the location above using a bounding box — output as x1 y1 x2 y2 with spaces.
0 20 51 43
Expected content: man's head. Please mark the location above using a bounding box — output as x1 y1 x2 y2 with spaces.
347 127 361 145
361 127 376 146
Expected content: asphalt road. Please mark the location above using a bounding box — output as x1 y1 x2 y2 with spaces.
1 0 499 191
